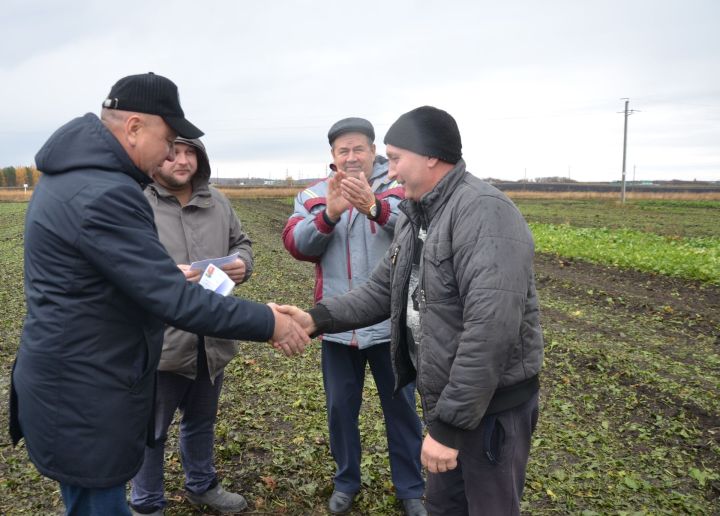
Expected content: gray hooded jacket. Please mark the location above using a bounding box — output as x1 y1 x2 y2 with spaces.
144 138 253 381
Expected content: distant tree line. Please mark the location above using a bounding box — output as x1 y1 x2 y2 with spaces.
0 166 42 187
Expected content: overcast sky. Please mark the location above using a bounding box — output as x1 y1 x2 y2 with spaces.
2 0 718 182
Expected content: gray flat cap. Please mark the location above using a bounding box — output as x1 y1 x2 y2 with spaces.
327 117 375 145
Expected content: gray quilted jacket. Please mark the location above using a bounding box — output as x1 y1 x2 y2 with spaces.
311 160 543 447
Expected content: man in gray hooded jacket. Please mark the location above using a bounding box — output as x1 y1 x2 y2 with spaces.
130 137 252 515
280 106 544 515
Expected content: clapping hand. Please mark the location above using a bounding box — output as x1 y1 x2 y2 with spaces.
325 171 351 222
339 170 375 215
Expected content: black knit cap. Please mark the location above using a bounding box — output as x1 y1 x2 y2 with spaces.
327 117 375 145
383 106 461 164
102 72 204 139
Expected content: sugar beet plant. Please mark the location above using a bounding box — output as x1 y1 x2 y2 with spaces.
530 223 720 285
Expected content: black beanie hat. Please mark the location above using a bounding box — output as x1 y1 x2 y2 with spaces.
383 106 462 164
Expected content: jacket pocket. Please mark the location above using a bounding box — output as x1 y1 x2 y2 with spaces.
9 359 23 444
481 414 506 465
129 324 162 393
423 241 458 301
463 413 507 465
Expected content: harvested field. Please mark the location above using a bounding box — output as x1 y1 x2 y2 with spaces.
0 197 718 514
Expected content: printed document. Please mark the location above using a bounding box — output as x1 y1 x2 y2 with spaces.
198 264 235 296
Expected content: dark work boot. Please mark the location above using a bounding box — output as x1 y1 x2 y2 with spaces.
186 484 248 513
402 498 427 516
328 490 355 514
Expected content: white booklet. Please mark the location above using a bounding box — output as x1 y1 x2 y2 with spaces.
190 252 240 271
198 264 235 296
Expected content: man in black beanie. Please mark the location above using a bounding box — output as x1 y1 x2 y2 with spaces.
279 106 544 515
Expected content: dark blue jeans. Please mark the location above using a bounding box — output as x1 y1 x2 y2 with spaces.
425 391 540 515
60 483 131 515
321 340 424 499
130 343 223 513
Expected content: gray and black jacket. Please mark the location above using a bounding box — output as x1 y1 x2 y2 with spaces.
311 159 543 448
282 157 403 348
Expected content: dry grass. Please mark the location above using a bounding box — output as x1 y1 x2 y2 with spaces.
216 186 304 199
0 189 32 202
0 187 306 202
2 187 718 202
504 190 720 201
218 186 720 202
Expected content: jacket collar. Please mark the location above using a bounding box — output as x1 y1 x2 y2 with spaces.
34 113 152 187
368 155 389 184
401 159 467 228
146 178 213 208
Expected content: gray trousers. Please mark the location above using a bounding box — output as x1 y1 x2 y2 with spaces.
130 342 222 513
425 391 539 516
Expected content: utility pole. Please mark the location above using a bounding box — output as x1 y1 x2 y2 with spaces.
619 98 639 204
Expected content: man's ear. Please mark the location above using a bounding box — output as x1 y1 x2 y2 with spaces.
125 114 143 147
427 157 439 168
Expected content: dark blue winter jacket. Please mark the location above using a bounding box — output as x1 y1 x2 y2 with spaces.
10 113 274 488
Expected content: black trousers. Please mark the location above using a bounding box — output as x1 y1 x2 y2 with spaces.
425 391 539 516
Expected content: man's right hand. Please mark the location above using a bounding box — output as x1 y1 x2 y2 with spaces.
177 264 202 283
267 303 310 356
325 170 351 222
421 434 459 473
275 304 317 336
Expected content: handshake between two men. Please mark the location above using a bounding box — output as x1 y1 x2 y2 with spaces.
177 260 315 358
266 303 317 356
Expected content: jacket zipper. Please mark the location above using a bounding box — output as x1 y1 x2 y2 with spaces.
346 207 358 346
403 220 428 413
412 222 431 420
391 244 400 265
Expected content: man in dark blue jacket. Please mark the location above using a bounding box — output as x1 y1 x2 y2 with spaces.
9 73 309 516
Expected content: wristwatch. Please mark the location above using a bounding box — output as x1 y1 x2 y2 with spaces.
367 197 380 220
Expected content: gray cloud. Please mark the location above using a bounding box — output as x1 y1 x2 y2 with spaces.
1 0 718 181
